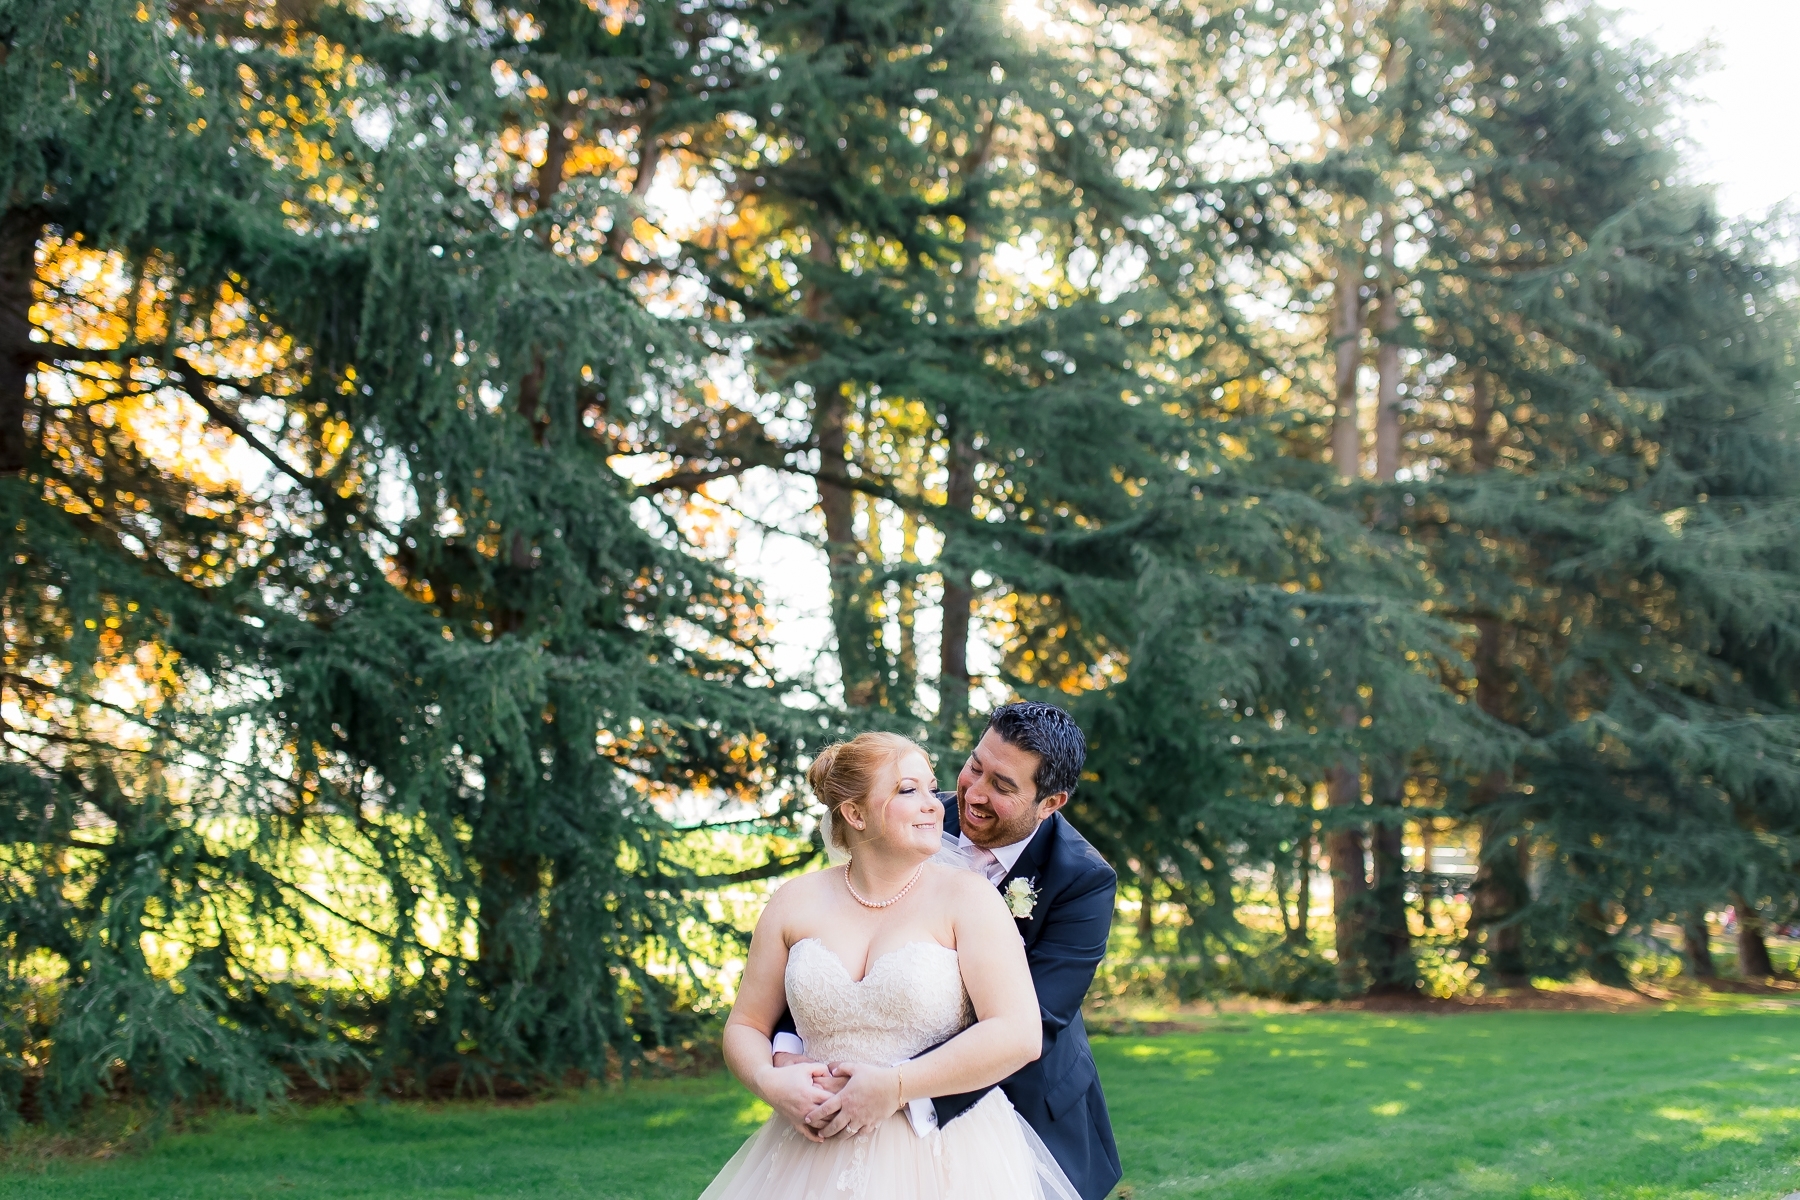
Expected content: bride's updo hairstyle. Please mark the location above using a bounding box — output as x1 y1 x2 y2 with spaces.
808 731 930 853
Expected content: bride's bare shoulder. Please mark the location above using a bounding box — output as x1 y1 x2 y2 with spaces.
924 861 1005 906
766 865 840 908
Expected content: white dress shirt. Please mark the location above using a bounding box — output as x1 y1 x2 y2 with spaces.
772 826 1037 1136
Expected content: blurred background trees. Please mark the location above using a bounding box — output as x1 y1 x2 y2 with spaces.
2 0 1796 1124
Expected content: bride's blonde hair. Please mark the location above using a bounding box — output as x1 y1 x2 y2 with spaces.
809 732 931 853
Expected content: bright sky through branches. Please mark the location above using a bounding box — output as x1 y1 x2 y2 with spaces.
1613 0 1800 217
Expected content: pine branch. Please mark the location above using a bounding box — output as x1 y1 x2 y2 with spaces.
34 342 326 494
669 847 819 888
166 365 327 495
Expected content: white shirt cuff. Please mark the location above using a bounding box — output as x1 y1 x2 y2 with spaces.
905 1095 939 1137
771 1032 805 1057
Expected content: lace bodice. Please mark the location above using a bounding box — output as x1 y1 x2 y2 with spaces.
786 938 973 1066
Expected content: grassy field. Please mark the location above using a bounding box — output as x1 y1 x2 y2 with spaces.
5 1003 1798 1200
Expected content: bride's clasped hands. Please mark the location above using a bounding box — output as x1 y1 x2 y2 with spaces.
701 731 1080 1200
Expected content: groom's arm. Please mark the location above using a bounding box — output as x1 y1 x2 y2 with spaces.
930 860 1116 1129
1028 861 1117 1037
771 1008 805 1058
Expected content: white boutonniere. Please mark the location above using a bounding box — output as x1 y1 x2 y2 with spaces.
1004 876 1039 919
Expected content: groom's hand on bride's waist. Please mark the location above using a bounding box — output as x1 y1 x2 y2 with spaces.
753 1061 840 1143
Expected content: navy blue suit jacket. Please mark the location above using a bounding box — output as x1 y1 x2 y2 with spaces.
935 800 1121 1200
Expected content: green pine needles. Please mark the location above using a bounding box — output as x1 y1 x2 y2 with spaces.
1 0 811 1123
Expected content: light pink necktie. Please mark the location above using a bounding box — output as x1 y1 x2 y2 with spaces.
973 845 1004 886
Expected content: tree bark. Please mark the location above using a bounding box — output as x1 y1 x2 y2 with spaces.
1292 830 1314 944
475 767 542 991
1325 749 1369 992
938 423 976 736
1681 909 1716 979
1136 858 1156 948
1365 761 1417 993
532 107 572 213
0 208 41 474
816 388 878 707
1731 892 1779 979
1467 615 1530 986
1373 217 1402 484
1273 851 1292 940
896 508 920 708
1330 246 1363 480
1469 371 1497 470
1462 372 1529 984
606 104 661 256
1418 818 1437 932
1363 228 1415 991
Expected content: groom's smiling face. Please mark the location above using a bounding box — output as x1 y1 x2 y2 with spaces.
956 729 1069 849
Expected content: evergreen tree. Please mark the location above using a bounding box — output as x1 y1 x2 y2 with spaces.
1159 0 1800 992
634 0 1219 744
1388 0 1800 982
1 0 800 1122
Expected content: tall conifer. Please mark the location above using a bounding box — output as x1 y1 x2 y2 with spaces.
1 0 798 1120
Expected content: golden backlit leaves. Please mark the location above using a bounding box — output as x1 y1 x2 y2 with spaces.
599 720 779 813
994 592 1126 696
32 235 313 522
33 240 253 529
235 43 372 232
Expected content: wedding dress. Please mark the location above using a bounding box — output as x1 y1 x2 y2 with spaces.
698 937 1082 1200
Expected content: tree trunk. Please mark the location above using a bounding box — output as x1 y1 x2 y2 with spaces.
1731 892 1779 979
1136 858 1156 949
1365 761 1416 993
1576 899 1630 987
1681 910 1716 979
1469 817 1530 986
1467 616 1530 986
1373 217 1402 485
475 768 542 991
1418 818 1437 933
1325 750 1368 992
532 106 572 212
817 388 878 707
1296 831 1310 942
0 208 41 474
1330 246 1363 480
1363 228 1414 992
895 508 920 711
1272 850 1292 940
938 423 976 737
606 104 661 256
1462 374 1528 984
1469 371 1497 470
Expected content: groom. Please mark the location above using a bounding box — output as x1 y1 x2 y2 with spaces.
775 701 1123 1200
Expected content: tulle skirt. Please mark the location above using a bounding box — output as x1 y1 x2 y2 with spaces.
698 1089 1081 1200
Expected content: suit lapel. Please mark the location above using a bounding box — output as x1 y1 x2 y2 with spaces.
998 814 1058 937
1000 813 1056 890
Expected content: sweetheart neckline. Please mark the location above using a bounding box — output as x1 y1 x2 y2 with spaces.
792 936 956 985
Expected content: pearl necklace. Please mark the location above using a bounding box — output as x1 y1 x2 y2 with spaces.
843 862 925 909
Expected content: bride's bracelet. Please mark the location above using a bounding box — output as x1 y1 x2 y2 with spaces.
895 1063 904 1108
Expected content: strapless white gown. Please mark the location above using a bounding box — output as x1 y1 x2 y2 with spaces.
699 938 1081 1200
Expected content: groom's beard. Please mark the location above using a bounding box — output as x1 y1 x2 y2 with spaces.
956 785 1041 850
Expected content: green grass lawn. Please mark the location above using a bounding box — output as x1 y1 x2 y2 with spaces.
5 1005 1798 1200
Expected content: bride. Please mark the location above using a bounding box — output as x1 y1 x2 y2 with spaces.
701 732 1080 1200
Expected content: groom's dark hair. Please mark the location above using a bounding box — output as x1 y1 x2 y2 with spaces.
986 701 1086 802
